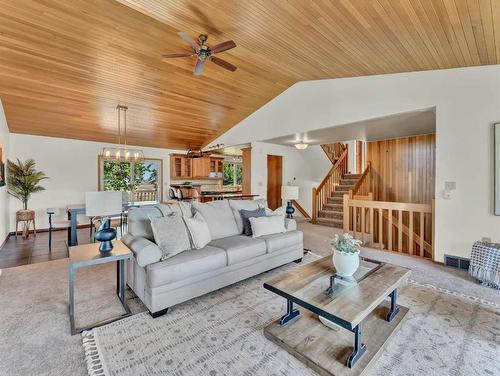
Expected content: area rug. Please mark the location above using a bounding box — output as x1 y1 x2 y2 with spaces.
82 256 500 376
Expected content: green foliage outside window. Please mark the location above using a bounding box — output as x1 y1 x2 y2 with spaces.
223 163 242 186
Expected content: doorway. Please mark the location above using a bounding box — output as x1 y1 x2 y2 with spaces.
267 155 283 210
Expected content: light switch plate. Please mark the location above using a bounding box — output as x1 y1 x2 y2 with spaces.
445 181 456 191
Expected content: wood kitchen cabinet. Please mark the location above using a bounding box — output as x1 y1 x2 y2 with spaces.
192 156 224 178
170 154 192 179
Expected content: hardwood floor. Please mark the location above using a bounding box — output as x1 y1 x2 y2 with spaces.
0 228 92 269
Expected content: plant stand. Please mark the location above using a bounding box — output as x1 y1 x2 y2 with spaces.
15 210 36 239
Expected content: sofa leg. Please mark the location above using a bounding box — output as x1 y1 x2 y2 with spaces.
293 258 303 263
150 308 169 318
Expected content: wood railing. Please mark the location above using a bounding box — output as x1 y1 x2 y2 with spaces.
350 162 372 198
133 189 157 202
291 199 311 220
343 195 434 259
321 143 347 164
312 148 348 223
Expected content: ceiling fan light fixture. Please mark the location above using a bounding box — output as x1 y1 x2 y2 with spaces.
294 142 309 150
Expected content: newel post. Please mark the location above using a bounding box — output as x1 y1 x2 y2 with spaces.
343 194 349 232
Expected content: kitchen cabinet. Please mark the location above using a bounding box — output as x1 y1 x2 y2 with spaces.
170 154 192 179
192 156 224 179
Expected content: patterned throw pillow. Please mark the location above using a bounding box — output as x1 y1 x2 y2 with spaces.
240 208 266 236
149 214 191 260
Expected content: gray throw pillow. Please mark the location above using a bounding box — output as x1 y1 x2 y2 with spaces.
240 208 266 236
149 214 191 260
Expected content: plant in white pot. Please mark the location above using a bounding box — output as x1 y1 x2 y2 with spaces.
331 233 362 277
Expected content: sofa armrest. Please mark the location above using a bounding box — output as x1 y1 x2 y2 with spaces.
284 218 297 232
121 233 162 267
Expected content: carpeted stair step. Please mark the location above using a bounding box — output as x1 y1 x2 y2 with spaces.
316 217 344 228
328 197 344 204
323 203 343 211
318 210 343 219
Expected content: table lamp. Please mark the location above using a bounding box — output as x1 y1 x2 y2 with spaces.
85 191 123 253
281 186 299 219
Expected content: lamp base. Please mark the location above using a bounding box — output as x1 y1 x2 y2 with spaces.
286 201 295 219
95 218 117 254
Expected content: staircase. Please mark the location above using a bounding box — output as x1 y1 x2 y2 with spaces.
315 173 362 228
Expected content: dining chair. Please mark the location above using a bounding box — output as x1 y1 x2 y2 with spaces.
47 208 72 252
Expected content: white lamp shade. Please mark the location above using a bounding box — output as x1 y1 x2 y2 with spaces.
281 186 299 200
85 191 123 217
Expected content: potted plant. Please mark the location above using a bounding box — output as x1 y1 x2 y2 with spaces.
7 159 48 238
331 233 362 277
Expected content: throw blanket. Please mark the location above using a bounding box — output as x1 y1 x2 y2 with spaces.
469 242 500 289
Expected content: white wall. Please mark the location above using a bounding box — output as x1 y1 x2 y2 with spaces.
0 101 10 244
9 134 176 230
212 65 500 262
251 142 331 215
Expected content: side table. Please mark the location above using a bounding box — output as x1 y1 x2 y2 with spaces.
69 240 133 335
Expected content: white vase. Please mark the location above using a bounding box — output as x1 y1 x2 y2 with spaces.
332 248 360 277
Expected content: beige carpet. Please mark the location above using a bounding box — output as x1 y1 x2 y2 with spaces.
0 222 498 376
83 254 500 376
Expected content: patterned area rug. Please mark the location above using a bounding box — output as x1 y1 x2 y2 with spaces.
83 256 500 376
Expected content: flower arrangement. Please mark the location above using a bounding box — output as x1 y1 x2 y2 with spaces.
331 233 362 254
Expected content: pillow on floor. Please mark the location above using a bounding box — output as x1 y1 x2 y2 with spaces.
149 214 191 260
240 207 266 236
184 212 211 249
249 215 286 238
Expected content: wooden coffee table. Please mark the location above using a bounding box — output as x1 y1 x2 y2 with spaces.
263 256 410 376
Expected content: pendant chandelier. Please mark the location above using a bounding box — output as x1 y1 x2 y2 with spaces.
102 105 145 161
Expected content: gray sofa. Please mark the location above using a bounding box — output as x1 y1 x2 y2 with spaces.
122 199 304 317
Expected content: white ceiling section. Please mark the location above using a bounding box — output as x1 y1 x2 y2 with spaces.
263 108 436 146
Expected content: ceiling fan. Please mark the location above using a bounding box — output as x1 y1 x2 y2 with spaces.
161 32 237 76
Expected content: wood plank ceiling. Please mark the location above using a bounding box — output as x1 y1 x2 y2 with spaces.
0 0 499 150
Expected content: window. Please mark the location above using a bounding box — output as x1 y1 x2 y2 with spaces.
99 157 162 205
223 162 242 186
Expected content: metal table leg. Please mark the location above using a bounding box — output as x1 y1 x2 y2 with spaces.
280 299 300 325
69 265 76 335
386 289 400 322
347 324 367 368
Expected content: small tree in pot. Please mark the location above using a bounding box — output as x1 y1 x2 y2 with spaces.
331 233 362 277
7 159 48 237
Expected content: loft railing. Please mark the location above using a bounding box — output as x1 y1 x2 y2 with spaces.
312 148 348 223
343 195 434 259
349 162 372 199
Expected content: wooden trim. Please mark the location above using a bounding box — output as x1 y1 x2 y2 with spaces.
291 199 310 220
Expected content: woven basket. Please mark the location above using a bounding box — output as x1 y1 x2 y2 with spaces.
16 210 35 221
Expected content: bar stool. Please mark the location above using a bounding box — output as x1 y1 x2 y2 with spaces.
47 208 72 252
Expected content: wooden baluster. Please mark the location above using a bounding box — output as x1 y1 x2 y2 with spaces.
398 210 403 252
420 212 424 257
369 207 374 247
388 209 393 252
378 209 383 250
343 194 349 232
361 206 365 243
312 188 317 223
353 207 357 238
409 211 414 255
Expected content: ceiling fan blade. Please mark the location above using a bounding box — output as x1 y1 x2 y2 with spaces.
193 59 205 75
161 52 196 58
210 40 236 54
177 31 200 52
210 56 237 72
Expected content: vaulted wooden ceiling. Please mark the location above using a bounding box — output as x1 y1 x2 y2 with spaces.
0 0 499 150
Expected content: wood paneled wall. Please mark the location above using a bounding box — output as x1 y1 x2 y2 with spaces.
366 134 435 204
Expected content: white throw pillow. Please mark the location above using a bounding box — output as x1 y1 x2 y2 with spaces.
184 212 211 249
149 214 191 260
192 200 239 240
249 215 286 238
229 199 261 234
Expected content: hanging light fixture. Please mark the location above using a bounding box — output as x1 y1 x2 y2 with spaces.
294 141 309 150
102 105 145 161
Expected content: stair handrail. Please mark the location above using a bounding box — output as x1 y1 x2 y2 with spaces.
349 162 372 198
312 148 348 223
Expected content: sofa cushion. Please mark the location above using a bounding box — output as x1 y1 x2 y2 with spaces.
184 212 211 249
127 205 165 240
192 200 239 240
260 230 304 253
209 235 267 265
250 215 286 238
146 245 226 287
